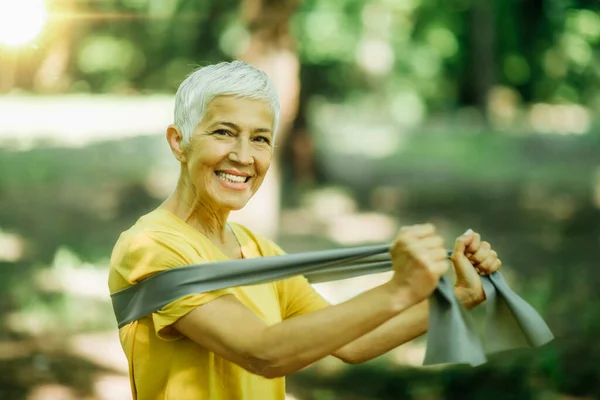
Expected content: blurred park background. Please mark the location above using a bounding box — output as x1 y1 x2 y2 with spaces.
1 0 599 399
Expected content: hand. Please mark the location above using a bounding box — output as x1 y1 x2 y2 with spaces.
451 229 502 309
389 224 450 303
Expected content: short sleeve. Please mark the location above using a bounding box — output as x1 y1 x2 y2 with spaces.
152 290 236 340
276 276 330 320
112 231 238 341
240 229 331 320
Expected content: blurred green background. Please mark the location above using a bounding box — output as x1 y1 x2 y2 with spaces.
0 0 599 399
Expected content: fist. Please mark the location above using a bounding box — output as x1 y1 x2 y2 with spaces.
451 229 503 309
389 223 450 302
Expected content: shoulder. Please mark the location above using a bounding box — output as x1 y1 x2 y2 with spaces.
109 211 202 290
111 210 194 263
111 228 187 265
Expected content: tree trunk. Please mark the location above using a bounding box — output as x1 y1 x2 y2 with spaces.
33 0 77 92
229 0 302 239
467 0 497 123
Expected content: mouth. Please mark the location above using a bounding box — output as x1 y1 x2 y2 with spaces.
214 171 252 184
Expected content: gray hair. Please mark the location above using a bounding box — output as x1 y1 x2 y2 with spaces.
174 60 280 146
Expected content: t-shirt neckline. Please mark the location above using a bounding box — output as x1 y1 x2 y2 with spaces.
153 208 246 260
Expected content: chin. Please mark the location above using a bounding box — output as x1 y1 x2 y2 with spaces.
215 196 252 211
225 202 248 211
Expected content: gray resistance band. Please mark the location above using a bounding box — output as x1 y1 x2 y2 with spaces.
110 244 553 366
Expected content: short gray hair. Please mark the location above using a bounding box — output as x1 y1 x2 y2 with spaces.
174 60 280 146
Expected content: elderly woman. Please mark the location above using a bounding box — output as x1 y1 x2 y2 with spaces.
108 61 502 400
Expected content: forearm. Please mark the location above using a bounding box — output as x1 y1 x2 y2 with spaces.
335 299 429 364
252 282 417 378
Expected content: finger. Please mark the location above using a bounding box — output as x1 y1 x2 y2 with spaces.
451 234 472 262
393 227 438 254
469 241 490 264
396 223 436 241
419 235 444 250
466 232 481 254
452 236 466 256
409 236 446 259
478 250 498 273
425 247 449 262
431 260 450 276
477 256 497 274
404 235 444 251
491 258 502 272
407 244 447 263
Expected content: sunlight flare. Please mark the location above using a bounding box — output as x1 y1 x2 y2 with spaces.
0 0 48 47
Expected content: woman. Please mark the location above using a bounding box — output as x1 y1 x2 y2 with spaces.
108 61 502 400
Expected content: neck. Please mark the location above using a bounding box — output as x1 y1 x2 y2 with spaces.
162 172 230 244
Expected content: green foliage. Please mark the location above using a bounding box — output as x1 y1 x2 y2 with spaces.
2 0 600 397
9 0 596 117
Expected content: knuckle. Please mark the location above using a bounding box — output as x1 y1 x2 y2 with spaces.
393 237 408 249
404 244 420 258
390 241 407 257
397 232 411 243
396 227 411 239
438 260 450 273
430 249 444 261
414 253 429 266
481 258 493 268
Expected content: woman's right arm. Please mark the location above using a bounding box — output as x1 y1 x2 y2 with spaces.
174 224 448 378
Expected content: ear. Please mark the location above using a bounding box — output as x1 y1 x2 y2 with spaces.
167 124 187 162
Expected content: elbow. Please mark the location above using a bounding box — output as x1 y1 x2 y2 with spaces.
340 354 363 365
257 366 287 379
241 350 290 379
334 348 363 365
240 339 319 378
247 358 289 379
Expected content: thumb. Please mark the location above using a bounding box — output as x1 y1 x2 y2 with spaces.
452 229 481 281
451 229 474 272
453 229 473 256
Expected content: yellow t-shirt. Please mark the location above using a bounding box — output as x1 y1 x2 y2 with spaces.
108 209 330 400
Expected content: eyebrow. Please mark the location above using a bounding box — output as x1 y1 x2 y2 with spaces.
212 121 272 135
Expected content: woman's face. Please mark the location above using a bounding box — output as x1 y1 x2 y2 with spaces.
183 96 274 212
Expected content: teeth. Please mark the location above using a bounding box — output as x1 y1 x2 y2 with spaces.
216 172 247 183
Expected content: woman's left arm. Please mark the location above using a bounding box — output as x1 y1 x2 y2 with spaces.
332 230 501 364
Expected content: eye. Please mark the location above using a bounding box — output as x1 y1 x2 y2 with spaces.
213 129 233 136
253 136 271 145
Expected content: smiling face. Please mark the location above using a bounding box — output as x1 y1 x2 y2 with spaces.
176 95 275 212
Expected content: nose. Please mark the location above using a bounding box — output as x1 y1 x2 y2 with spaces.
228 136 254 165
